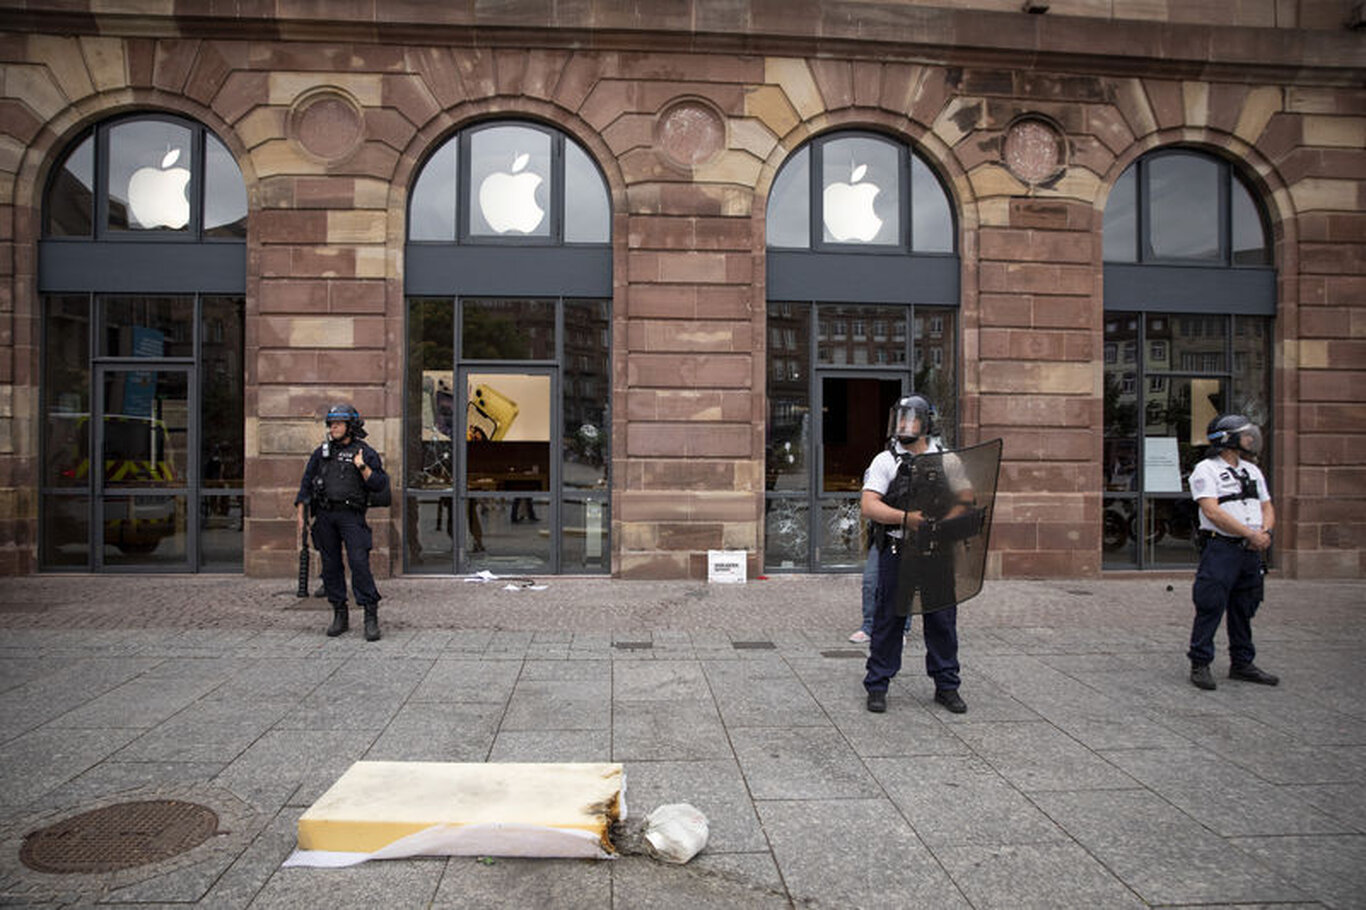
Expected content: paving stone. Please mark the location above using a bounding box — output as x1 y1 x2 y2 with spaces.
757 798 970 908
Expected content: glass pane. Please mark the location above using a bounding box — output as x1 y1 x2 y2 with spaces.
469 125 551 238
764 497 809 570
47 134 94 237
407 298 455 489
1164 313 1228 373
817 496 864 570
561 498 609 573
463 495 551 573
405 496 454 572
199 494 243 570
564 141 610 244
204 133 247 238
100 295 194 358
1232 316 1272 427
563 300 609 490
1104 314 1139 493
911 155 953 253
466 373 551 490
101 369 189 489
1143 374 1223 491
821 136 899 246
1231 174 1269 266
766 302 809 491
1101 497 1137 568
1144 497 1200 567
108 119 193 232
1103 164 1137 263
462 298 554 359
1147 153 1219 260
913 306 957 443
202 296 245 486
102 494 186 564
766 146 809 248
410 140 457 241
818 303 904 367
42 494 89 568
821 377 902 493
43 296 90 488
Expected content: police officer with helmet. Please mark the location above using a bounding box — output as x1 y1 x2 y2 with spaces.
1187 413 1278 690
295 404 390 641
861 394 975 714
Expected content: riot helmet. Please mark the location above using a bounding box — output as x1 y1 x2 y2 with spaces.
324 403 367 439
887 395 937 446
1206 413 1260 457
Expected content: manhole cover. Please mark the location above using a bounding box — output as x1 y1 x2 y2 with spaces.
20 800 219 874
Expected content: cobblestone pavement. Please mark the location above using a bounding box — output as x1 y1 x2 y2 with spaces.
0 573 1363 908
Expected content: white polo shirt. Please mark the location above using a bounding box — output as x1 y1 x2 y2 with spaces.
1189 454 1269 532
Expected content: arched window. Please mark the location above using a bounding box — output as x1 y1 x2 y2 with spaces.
404 121 611 575
1102 149 1274 569
39 114 247 571
764 131 959 573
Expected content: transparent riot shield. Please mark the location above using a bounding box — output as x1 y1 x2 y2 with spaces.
893 438 1002 616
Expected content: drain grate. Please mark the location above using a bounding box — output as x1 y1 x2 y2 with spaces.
732 641 776 650
20 800 219 874
613 641 653 650
820 649 867 659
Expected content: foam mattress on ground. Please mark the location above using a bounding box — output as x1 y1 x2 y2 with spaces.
294 761 625 861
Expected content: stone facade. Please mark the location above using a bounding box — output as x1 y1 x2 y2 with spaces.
0 1 1363 578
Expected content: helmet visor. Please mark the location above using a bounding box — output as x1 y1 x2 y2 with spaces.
1236 425 1263 456
888 404 927 440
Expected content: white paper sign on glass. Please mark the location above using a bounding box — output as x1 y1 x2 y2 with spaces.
1143 436 1184 493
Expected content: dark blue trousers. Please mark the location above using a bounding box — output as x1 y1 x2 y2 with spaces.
1188 536 1263 666
312 508 380 608
864 544 960 693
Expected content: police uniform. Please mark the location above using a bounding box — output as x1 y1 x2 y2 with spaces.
296 437 387 621
1187 454 1270 671
863 439 971 700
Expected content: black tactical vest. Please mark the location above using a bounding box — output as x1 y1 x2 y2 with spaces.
318 443 367 508
882 442 954 520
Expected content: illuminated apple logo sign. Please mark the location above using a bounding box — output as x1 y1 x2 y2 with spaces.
823 163 882 243
127 148 191 229
478 152 545 234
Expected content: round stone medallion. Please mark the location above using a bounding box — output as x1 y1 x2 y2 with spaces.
1002 117 1066 186
290 88 364 162
657 98 725 168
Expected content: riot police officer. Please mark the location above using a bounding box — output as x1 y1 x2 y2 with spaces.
861 395 974 714
295 404 389 641
1187 414 1277 690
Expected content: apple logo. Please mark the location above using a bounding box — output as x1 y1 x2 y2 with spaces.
127 148 191 229
478 152 545 234
822 163 883 243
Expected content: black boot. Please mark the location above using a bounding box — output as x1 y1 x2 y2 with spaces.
363 603 381 642
326 603 348 637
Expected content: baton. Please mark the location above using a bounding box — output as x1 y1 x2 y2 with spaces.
296 506 310 598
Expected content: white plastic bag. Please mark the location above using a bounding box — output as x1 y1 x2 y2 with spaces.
641 803 708 864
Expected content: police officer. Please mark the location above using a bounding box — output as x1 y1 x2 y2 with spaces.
295 404 389 641
1187 414 1277 690
861 395 974 714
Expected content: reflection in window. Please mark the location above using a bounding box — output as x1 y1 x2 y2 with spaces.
1148 153 1219 260
766 146 809 248
565 142 610 243
410 142 458 241
100 296 194 358
204 134 248 238
47 136 94 237
1104 150 1269 267
462 299 554 359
